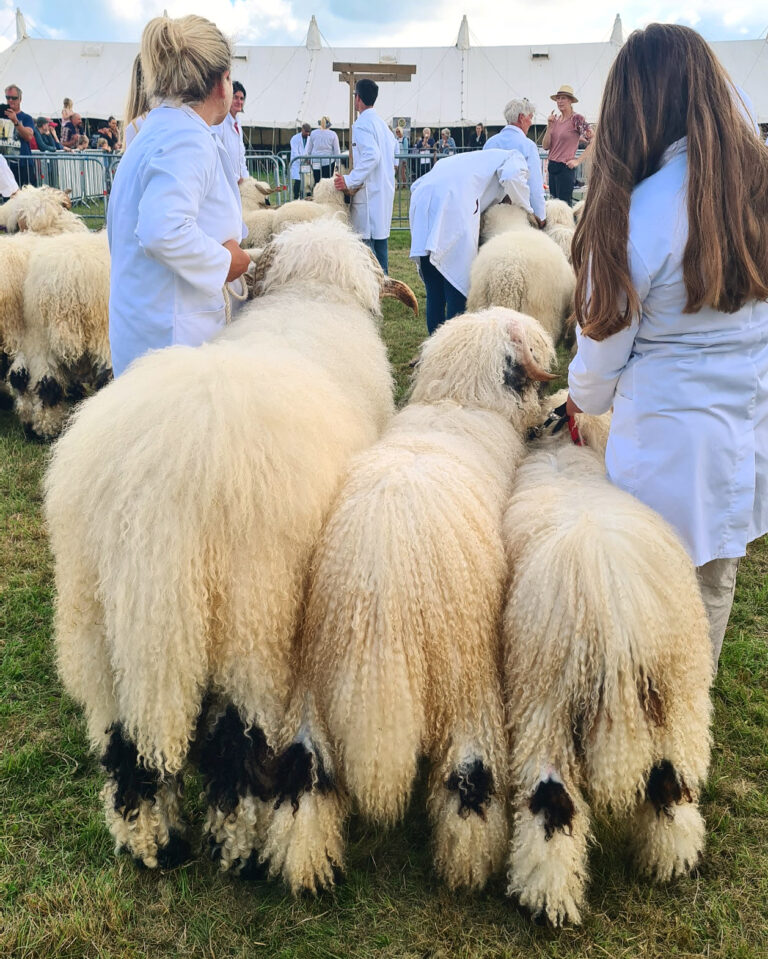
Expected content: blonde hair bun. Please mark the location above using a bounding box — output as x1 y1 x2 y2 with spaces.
141 15 231 104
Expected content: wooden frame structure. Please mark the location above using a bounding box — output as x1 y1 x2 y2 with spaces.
333 61 416 166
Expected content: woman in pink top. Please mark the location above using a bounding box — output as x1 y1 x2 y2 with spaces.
542 84 593 206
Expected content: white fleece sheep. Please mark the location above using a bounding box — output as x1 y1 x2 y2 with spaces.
467 206 575 345
502 419 712 926
260 309 557 895
0 185 86 235
571 198 586 223
241 178 348 249
544 198 576 229
479 203 532 244
0 233 39 399
44 217 417 873
8 231 111 441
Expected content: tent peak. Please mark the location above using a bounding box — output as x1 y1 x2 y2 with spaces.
456 14 470 51
306 15 322 50
610 13 623 45
16 7 28 42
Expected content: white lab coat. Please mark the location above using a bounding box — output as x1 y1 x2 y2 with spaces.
569 138 768 566
107 103 243 377
409 149 532 297
306 127 340 170
289 131 309 180
483 125 546 221
212 111 248 181
0 152 19 197
343 108 396 240
123 114 146 151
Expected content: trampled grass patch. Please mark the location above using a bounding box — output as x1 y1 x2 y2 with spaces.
1 240 767 958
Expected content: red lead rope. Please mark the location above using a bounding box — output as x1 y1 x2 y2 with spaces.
568 416 583 446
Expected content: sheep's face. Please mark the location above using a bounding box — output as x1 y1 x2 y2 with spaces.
239 179 275 209
409 308 556 429
250 218 417 316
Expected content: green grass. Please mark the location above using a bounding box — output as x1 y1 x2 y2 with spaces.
1 242 767 958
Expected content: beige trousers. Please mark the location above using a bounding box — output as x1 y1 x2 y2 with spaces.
696 557 740 668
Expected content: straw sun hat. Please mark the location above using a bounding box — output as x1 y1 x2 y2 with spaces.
551 84 578 103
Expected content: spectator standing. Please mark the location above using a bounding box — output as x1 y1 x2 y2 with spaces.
212 80 248 184
98 117 122 152
107 14 248 377
62 113 86 150
438 128 456 155
289 123 311 199
34 117 60 152
61 98 74 125
306 117 340 184
542 84 593 206
334 78 396 274
468 122 486 150
394 125 409 186
410 148 533 334
483 97 547 224
567 23 768 666
3 84 37 186
123 55 150 151
415 127 435 177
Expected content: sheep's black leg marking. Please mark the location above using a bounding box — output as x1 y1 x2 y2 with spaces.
65 381 87 403
272 740 335 813
37 375 64 408
529 779 575 839
155 829 192 869
445 758 495 820
0 389 13 411
9 365 29 393
196 705 277 815
94 367 113 391
101 723 160 815
646 760 692 818
236 850 270 881
0 351 10 381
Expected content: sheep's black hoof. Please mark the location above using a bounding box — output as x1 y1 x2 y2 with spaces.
445 758 495 820
237 850 269 881
156 830 192 869
9 366 29 393
0 390 13 411
646 760 691 816
37 375 64 408
529 779 575 839
101 722 160 815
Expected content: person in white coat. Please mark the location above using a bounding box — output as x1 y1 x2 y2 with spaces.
0 152 19 198
306 117 340 185
107 15 250 377
409 148 534 334
483 97 547 223
567 23 768 666
289 123 311 199
334 79 395 274
212 80 248 184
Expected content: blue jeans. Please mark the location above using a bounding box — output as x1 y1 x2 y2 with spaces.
364 237 389 275
420 256 466 335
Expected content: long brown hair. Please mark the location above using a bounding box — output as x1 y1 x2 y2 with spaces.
572 23 768 341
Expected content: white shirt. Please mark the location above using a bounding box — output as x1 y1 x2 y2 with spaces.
107 103 243 377
343 108 396 240
569 139 768 566
289 131 309 179
306 127 340 170
212 110 248 181
483 125 546 221
409 149 532 297
123 114 146 151
0 153 19 197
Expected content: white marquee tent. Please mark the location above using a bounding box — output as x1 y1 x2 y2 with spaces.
2 10 767 134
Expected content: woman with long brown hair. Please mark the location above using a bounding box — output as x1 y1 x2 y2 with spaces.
567 23 768 667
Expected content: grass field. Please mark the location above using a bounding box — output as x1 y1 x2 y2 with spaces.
1 232 767 958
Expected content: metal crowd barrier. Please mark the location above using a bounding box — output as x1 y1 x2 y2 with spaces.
28 151 117 225
244 152 289 205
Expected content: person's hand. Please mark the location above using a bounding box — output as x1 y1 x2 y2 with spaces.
223 239 251 282
4 106 17 124
333 173 347 192
534 216 546 229
547 110 557 126
565 395 582 416
566 158 579 169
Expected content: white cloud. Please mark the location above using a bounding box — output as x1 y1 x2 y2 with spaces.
105 0 302 43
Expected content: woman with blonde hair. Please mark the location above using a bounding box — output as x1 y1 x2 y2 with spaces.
61 97 74 125
306 115 340 185
122 54 150 150
567 23 768 666
107 15 249 376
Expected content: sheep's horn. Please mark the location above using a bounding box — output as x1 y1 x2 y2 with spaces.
255 183 273 196
381 278 418 315
508 322 556 382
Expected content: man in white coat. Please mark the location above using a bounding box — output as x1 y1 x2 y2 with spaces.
213 80 248 185
410 148 533 334
483 97 547 224
0 152 19 198
289 123 311 199
334 78 395 274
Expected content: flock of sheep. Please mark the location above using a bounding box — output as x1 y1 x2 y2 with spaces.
1 179 712 927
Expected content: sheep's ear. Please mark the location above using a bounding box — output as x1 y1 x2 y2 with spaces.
380 277 419 315
506 320 556 382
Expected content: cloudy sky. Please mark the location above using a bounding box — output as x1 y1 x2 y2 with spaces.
1 0 766 52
